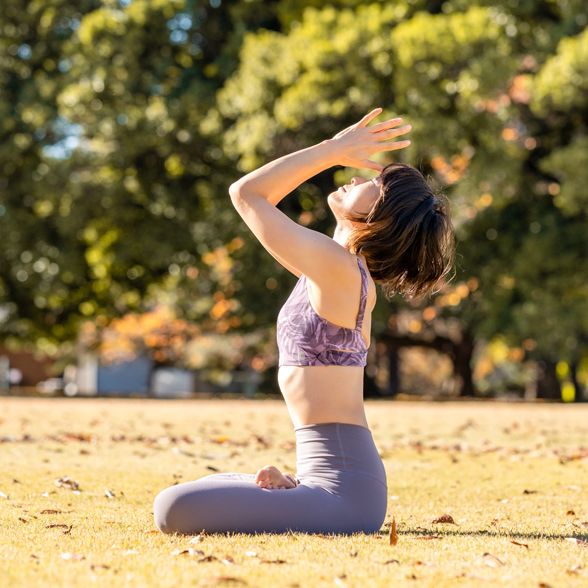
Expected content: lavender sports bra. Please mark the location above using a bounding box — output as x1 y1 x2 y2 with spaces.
277 257 369 367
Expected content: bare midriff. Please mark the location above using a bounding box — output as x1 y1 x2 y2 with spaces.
278 365 369 429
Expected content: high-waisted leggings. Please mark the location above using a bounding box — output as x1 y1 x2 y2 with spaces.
153 422 388 535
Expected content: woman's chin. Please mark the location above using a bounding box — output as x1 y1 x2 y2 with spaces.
327 193 339 215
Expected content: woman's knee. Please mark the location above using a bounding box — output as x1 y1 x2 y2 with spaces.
153 485 203 535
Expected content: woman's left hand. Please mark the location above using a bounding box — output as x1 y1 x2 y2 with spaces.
329 108 411 172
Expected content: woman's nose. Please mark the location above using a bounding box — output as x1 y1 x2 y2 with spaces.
351 177 367 186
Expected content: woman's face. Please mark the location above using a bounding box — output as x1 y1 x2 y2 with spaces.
328 175 382 221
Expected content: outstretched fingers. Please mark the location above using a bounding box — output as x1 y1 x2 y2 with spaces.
375 139 411 153
357 108 383 128
373 123 412 152
360 159 384 172
369 118 405 133
375 124 412 140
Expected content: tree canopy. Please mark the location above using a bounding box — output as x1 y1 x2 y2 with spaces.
1 0 587 398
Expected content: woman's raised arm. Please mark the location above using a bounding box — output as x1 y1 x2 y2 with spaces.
229 109 411 281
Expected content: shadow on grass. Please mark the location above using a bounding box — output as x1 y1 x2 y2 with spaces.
382 527 588 542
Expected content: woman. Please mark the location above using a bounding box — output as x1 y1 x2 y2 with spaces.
153 109 454 535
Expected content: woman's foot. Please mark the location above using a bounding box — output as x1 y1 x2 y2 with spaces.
255 465 297 489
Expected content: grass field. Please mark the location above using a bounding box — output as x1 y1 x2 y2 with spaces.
1 397 587 588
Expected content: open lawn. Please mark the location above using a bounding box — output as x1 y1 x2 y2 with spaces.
1 397 587 588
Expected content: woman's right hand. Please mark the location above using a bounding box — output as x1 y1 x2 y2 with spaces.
328 108 412 172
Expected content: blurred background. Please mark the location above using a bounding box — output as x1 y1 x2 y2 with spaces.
1 0 587 402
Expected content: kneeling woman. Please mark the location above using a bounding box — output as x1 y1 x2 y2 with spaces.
153 109 454 535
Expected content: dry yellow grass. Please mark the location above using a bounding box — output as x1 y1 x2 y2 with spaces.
1 397 587 588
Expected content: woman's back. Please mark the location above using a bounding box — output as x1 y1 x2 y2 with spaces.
277 254 376 429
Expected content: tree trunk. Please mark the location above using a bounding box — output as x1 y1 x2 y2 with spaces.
454 330 475 397
535 360 561 400
363 369 380 398
378 328 476 398
387 347 400 398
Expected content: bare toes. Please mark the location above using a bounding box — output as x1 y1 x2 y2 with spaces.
255 466 271 484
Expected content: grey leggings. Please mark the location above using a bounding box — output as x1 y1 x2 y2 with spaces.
153 422 388 535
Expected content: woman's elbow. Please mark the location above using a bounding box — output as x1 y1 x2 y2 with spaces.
229 181 243 203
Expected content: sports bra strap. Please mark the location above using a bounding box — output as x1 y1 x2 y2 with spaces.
355 257 368 331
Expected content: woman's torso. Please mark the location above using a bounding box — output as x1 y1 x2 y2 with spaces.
277 255 375 429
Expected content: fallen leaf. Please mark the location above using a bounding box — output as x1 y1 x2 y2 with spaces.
142 530 158 534
523 489 537 494
373 535 384 539
510 540 529 549
538 583 554 588
566 565 583 575
430 514 456 524
334 574 347 586
452 573 492 581
189 535 205 544
221 556 235 566
348 551 358 558
259 559 287 564
172 447 195 457
565 538 588 546
90 564 110 571
55 477 79 491
40 509 62 514
197 555 218 563
481 553 503 567
567 510 576 515
45 524 68 529
316 534 334 540
245 551 258 557
18 517 27 523
206 466 220 472
105 489 115 499
200 577 247 585
384 559 400 565
390 518 398 546
11 479 19 483
172 549 205 556
61 552 85 562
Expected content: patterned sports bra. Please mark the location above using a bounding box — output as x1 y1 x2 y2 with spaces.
277 257 369 367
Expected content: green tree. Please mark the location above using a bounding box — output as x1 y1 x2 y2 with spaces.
214 1 588 399
0 0 285 360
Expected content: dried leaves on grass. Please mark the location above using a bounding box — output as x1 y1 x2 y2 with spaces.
61 553 85 562
390 518 398 546
479 553 504 568
55 477 79 491
172 549 205 557
429 514 456 524
565 538 588 546
200 578 247 586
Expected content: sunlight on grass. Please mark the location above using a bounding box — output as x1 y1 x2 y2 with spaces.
1 398 587 587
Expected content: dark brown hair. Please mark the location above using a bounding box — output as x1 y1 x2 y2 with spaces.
346 162 454 299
